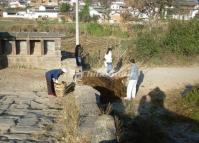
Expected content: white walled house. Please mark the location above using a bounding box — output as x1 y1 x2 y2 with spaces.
111 4 121 10
38 5 58 12
110 1 125 11
59 0 85 6
3 10 58 19
89 6 103 18
166 3 199 20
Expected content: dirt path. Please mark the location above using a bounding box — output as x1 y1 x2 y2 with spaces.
137 66 199 96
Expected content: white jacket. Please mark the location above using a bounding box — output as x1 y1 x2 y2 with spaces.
104 51 112 63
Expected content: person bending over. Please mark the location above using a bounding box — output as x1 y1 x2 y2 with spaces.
45 68 68 96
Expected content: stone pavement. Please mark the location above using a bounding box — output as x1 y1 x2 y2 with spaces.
0 91 63 143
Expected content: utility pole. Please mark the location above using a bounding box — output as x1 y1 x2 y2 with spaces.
76 0 79 45
75 0 81 67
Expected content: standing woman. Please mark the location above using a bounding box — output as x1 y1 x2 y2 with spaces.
104 48 113 75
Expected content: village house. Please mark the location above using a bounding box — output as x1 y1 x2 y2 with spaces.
30 0 59 7
9 0 26 8
171 0 199 20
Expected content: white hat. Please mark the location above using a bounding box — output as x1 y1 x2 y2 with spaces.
61 67 68 73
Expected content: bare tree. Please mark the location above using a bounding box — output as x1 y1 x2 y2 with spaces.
125 0 174 18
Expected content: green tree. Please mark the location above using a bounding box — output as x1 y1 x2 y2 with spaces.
59 3 70 13
80 0 91 22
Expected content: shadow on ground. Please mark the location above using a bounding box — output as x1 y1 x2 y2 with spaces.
81 71 199 143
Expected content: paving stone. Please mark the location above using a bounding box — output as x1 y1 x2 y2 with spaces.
13 99 31 106
38 118 54 127
5 109 27 116
11 104 29 110
0 118 15 133
0 91 64 142
17 117 38 126
30 101 47 110
10 126 45 134
3 134 32 141
0 104 11 112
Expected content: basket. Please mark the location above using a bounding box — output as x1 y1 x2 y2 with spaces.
54 82 76 97
54 82 67 97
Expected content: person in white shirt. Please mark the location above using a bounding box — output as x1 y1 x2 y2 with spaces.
104 48 112 75
125 59 139 100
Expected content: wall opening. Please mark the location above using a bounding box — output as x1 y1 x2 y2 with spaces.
16 40 27 55
44 40 55 55
30 40 41 55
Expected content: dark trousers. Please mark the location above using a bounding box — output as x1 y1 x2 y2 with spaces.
45 73 55 95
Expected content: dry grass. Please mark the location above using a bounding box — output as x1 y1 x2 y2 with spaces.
56 94 89 143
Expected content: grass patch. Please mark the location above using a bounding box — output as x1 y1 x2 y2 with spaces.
56 95 88 143
86 22 129 38
183 84 199 106
191 112 199 121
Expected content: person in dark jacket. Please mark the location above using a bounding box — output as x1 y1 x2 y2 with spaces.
45 68 68 96
75 44 83 66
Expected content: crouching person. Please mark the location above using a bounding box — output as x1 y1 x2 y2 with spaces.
45 68 68 96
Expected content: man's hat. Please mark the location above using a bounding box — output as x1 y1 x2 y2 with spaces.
61 67 68 73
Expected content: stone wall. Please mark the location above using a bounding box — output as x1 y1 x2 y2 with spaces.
0 33 63 69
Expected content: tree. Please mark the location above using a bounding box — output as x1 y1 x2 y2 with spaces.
80 0 91 22
59 3 70 13
125 0 174 18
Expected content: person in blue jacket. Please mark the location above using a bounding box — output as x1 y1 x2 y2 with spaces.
45 68 68 96
124 59 139 100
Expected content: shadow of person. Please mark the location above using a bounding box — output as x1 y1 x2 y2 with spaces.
148 87 165 107
120 87 199 143
0 55 8 70
180 84 193 97
82 53 91 71
61 51 75 61
136 70 144 93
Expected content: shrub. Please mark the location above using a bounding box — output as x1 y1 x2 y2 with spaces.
164 20 199 56
183 85 199 106
59 3 70 13
133 20 199 63
87 23 104 36
135 31 161 60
